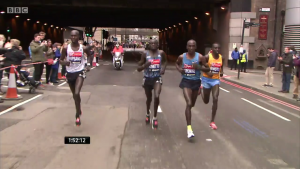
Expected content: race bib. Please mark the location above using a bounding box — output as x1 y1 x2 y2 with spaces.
183 64 195 76
211 62 222 74
69 51 82 64
148 59 160 72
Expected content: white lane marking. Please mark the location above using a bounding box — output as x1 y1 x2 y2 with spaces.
0 94 42 116
28 76 46 80
58 82 67 86
206 139 212 141
233 89 243 93
241 98 291 121
157 105 162 113
257 99 300 119
113 85 117 86
103 64 110 65
1 86 29 91
91 67 96 70
220 87 229 92
267 159 288 166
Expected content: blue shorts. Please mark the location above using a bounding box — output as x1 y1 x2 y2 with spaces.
201 76 220 89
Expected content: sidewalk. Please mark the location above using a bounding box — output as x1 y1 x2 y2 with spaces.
222 67 299 103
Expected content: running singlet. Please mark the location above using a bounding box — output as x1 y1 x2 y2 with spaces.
203 53 222 79
182 53 201 80
143 52 162 78
66 44 85 73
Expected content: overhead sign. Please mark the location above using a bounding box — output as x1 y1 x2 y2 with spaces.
259 8 270 12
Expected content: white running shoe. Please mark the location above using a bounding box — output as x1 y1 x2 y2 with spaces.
187 130 195 138
96 63 99 66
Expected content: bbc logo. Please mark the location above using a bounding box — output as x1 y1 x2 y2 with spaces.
7 7 28 14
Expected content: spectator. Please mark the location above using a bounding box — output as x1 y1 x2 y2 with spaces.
3 39 26 83
264 46 277 87
39 31 46 41
239 49 248 73
231 47 239 70
45 39 54 85
291 46 299 100
0 34 6 95
278 47 293 93
30 33 48 88
60 42 68 78
50 43 61 83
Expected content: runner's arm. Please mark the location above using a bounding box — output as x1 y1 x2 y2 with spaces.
193 54 210 72
137 52 147 72
84 46 92 66
160 50 168 73
175 55 184 74
220 58 224 76
60 47 69 66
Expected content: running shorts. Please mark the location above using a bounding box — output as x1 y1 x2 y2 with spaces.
66 70 86 84
201 76 220 88
179 78 201 91
143 76 162 90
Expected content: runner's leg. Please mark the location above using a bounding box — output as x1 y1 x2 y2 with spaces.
183 88 196 138
153 82 162 118
201 87 211 104
183 88 193 125
210 84 219 129
74 76 84 118
144 86 152 124
152 82 161 129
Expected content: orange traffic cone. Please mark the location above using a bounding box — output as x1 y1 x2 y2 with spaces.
92 56 97 67
3 65 22 100
57 64 65 80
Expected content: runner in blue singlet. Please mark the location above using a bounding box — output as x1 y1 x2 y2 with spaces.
137 39 167 130
176 39 210 139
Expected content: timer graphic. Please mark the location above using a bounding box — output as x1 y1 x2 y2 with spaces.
65 136 90 144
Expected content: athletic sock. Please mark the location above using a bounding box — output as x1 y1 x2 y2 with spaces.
187 125 192 131
153 117 157 120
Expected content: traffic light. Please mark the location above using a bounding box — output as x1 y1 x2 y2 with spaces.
7 27 10 32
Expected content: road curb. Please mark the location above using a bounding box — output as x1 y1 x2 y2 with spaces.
221 78 300 106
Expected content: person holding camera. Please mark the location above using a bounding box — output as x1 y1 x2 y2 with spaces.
30 33 48 89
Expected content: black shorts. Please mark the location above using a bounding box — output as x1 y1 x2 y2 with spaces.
179 78 201 91
143 76 162 90
66 70 86 84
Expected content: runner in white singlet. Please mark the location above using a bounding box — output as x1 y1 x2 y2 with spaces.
60 30 92 126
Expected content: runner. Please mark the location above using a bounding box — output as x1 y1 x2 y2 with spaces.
176 39 210 138
60 30 92 126
137 39 167 129
200 43 224 130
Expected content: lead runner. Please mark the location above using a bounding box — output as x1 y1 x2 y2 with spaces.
60 30 92 126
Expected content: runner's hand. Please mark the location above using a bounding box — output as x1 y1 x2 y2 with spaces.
192 62 199 69
85 65 91 72
207 72 213 77
144 61 151 68
198 87 202 95
160 69 165 75
61 61 70 66
220 73 223 77
178 68 185 75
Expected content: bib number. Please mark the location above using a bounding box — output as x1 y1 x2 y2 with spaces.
69 52 82 64
148 59 160 72
184 69 196 76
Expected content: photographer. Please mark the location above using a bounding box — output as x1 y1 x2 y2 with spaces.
30 33 48 87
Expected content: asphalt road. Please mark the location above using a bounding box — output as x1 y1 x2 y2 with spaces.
0 61 299 169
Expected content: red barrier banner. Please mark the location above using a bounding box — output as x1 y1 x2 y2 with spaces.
258 15 269 40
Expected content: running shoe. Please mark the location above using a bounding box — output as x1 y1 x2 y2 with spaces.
145 115 150 124
75 117 81 126
152 118 158 129
145 110 151 124
210 122 217 130
187 130 195 138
